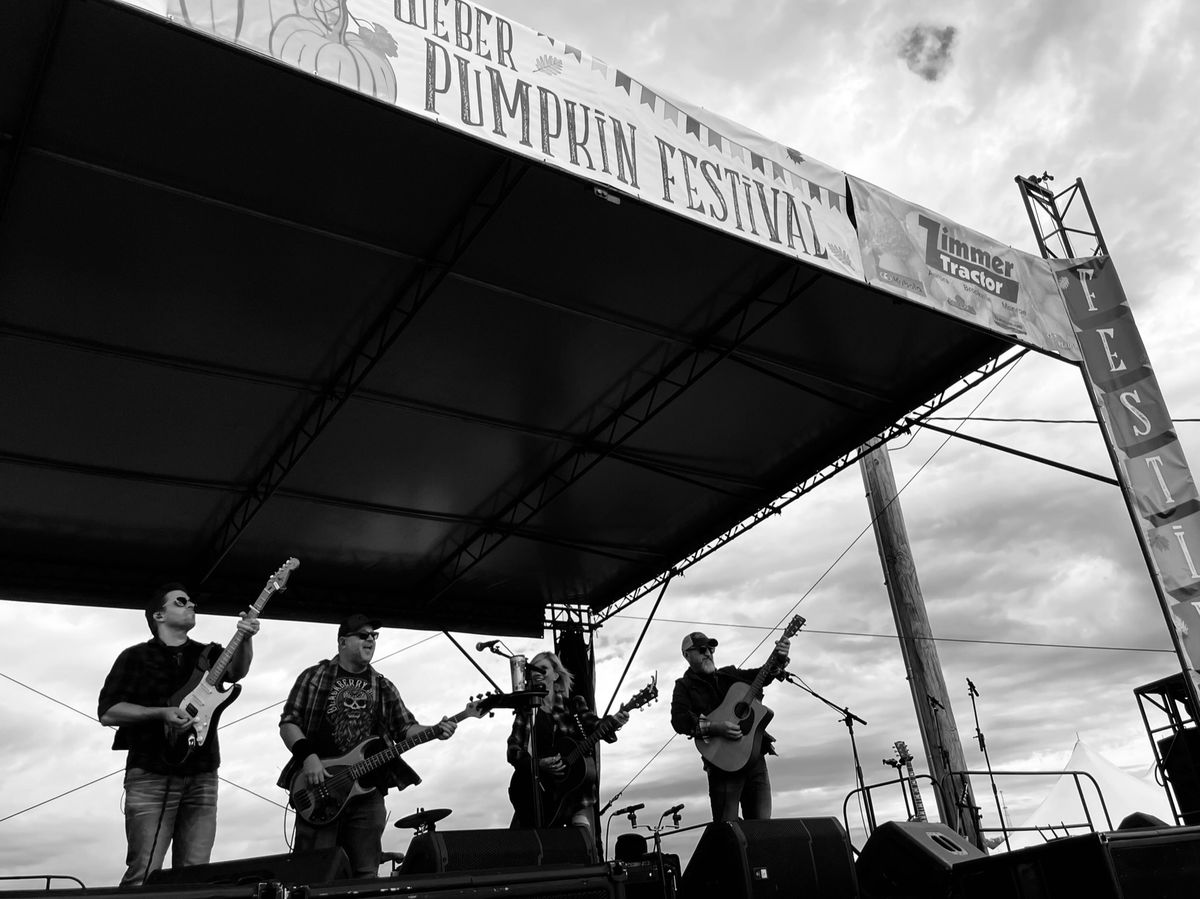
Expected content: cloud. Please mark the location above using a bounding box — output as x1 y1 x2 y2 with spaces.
897 24 959 81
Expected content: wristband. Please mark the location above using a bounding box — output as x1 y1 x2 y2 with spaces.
291 738 315 763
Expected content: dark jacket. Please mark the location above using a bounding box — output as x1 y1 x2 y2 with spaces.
671 665 778 770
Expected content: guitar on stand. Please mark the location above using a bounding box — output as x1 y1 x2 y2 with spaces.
892 740 927 822
163 557 299 765
696 615 806 772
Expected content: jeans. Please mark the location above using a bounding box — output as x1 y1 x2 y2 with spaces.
707 755 772 822
294 788 386 878
122 768 218 886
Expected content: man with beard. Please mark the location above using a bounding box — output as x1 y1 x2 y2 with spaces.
98 583 259 885
278 614 457 877
670 631 790 822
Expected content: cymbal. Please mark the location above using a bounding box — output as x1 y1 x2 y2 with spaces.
394 808 451 829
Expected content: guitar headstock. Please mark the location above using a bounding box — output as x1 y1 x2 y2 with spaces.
464 692 503 719
620 675 659 714
783 614 807 640
893 740 913 765
268 557 300 593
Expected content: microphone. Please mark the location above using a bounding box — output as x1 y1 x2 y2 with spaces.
665 803 684 816
475 640 499 651
613 803 644 816
966 678 979 697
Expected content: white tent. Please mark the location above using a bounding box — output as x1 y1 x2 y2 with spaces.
1003 740 1173 850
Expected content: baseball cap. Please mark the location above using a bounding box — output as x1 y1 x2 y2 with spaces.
681 631 718 653
338 613 382 637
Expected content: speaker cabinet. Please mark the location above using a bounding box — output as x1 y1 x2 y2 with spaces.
147 848 351 886
399 827 597 874
1159 729 1200 824
680 817 858 898
950 825 1200 899
856 821 986 899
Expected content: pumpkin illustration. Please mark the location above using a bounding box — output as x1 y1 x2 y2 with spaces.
269 0 397 103
172 0 313 54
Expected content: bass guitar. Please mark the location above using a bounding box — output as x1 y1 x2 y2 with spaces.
508 677 658 827
163 557 298 764
290 694 501 826
696 614 805 773
893 740 927 822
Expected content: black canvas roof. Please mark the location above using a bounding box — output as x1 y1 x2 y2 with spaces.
0 0 1011 635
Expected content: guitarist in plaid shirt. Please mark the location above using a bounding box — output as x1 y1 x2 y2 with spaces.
506 651 628 833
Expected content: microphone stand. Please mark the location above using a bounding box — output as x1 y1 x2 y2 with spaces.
783 673 873 831
967 678 1008 851
928 694 974 840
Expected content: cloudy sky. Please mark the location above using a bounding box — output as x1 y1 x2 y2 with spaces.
4 0 1200 888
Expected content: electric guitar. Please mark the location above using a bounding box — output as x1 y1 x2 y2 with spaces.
290 694 501 825
696 615 805 773
509 677 658 827
163 557 298 764
894 740 927 822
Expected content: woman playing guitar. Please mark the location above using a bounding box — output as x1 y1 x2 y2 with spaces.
506 651 629 833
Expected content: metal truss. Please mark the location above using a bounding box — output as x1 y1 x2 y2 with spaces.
1015 174 1108 260
595 347 1025 622
195 157 529 583
418 264 824 607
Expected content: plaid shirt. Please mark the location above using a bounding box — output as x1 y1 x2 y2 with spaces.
97 637 223 774
277 657 418 790
506 697 617 816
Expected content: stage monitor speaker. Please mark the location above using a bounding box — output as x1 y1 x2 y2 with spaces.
679 817 858 898
856 820 986 899
1158 729 1200 824
950 825 1200 899
147 848 351 886
399 827 597 874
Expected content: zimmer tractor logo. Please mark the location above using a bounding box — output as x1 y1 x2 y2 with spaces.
918 214 1018 302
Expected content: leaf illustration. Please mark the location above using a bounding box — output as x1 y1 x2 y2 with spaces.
787 148 806 166
359 22 398 58
533 54 564 76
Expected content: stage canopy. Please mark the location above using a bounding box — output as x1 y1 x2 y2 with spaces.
0 0 1070 636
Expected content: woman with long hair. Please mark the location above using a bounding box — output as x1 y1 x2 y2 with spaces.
506 651 628 833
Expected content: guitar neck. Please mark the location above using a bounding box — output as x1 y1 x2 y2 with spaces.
202 586 274 688
904 761 927 821
348 708 473 778
562 706 624 765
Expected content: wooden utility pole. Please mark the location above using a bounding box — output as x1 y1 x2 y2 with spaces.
859 441 986 848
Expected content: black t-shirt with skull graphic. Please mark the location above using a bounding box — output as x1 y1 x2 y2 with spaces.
311 666 381 759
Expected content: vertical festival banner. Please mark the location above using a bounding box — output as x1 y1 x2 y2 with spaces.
1054 256 1200 678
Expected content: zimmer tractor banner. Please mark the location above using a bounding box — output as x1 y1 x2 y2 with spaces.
166 0 864 280
848 176 1081 362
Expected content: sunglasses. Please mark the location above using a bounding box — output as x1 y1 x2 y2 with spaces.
687 646 713 656
164 596 195 609
346 631 380 641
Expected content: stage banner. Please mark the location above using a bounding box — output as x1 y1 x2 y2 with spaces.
1053 256 1200 668
162 0 863 280
847 176 1080 361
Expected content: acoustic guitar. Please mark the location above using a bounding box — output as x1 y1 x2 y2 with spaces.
508 677 658 827
695 614 805 772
